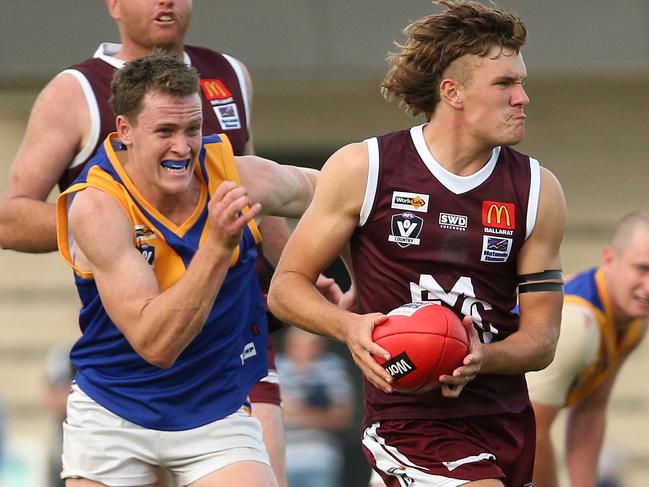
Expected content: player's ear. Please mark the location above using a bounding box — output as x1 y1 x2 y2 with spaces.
105 0 120 21
440 78 463 109
601 245 616 267
116 115 133 146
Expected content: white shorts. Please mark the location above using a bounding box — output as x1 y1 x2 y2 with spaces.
62 384 269 486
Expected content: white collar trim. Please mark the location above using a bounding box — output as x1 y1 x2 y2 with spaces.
93 43 192 69
410 124 500 195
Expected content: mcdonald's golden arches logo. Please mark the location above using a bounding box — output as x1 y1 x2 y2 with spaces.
481 201 515 229
199 79 233 102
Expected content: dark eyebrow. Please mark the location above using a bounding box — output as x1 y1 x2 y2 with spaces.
493 75 526 84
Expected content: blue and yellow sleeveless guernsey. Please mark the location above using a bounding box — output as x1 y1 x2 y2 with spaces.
561 267 644 406
352 124 542 423
56 133 267 431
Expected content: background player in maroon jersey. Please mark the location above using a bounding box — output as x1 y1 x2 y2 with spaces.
0 1 343 485
269 2 566 486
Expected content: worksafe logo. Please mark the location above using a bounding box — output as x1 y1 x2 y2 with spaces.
481 201 515 230
391 191 429 213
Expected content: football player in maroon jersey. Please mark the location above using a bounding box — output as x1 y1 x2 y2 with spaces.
270 2 566 486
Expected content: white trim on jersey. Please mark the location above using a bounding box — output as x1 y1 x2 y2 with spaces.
59 43 125 171
93 42 192 69
359 137 380 227
410 124 501 195
222 53 251 130
59 69 102 170
525 158 541 239
93 43 126 69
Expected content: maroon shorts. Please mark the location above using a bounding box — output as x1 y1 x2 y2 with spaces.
362 405 535 487
249 333 281 405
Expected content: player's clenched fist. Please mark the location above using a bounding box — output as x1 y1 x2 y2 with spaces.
208 180 261 250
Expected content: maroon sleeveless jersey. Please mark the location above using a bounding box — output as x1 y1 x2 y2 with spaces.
59 44 249 191
352 125 541 422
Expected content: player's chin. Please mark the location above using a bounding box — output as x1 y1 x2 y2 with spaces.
629 298 649 318
504 131 525 146
160 177 193 196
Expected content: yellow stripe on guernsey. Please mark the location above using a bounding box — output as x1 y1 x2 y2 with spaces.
564 268 644 406
56 133 261 292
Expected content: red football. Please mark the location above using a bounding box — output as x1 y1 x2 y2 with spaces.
372 302 469 393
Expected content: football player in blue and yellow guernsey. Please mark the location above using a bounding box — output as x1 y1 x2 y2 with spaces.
55 53 318 487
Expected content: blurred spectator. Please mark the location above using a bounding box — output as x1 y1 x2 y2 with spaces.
277 327 354 487
42 342 75 487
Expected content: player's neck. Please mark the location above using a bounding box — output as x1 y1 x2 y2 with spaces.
421 121 495 176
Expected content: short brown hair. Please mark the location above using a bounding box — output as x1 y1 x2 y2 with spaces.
382 1 527 119
110 52 200 122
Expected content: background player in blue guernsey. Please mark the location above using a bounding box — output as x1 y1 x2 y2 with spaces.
527 211 649 487
55 54 317 487
269 2 566 486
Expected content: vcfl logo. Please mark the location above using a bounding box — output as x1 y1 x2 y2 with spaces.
398 219 417 236
389 212 423 248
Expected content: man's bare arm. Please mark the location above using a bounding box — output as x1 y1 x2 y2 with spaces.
0 73 89 252
268 143 394 393
236 155 319 220
66 182 259 368
480 167 567 374
531 402 563 487
565 369 618 487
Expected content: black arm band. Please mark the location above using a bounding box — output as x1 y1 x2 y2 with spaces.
516 270 563 284
518 282 564 293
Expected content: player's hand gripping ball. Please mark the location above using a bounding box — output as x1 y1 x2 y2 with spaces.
372 302 469 393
